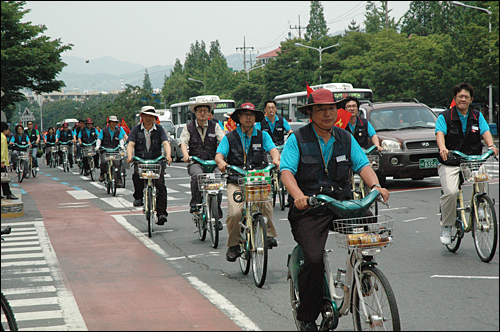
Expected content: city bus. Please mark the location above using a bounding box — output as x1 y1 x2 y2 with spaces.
273 83 373 122
169 95 236 125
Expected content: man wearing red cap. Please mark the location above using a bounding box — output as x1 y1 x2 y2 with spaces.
215 102 281 262
280 89 390 331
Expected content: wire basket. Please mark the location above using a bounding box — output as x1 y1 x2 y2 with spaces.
137 163 162 179
197 173 226 191
334 215 394 249
82 146 96 157
238 177 272 202
460 160 492 183
59 146 68 153
18 150 30 160
367 154 379 171
104 151 121 161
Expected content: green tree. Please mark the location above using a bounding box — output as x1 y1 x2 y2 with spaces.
345 19 360 33
142 69 153 94
1 1 73 118
364 1 400 33
305 1 329 41
401 1 459 37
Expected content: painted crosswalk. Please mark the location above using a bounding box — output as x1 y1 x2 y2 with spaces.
1 220 87 331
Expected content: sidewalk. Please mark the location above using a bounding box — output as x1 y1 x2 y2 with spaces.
6 173 241 331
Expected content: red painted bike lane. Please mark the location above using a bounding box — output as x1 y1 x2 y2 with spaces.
21 176 240 331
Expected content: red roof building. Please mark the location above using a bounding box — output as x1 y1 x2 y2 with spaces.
256 47 281 64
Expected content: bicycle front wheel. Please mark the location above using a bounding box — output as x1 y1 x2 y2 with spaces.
251 214 268 288
352 266 401 331
289 278 302 331
238 220 251 275
32 161 37 178
472 194 498 263
111 167 117 197
17 164 23 183
208 195 219 249
279 178 286 211
147 186 154 238
196 208 207 241
1 292 18 331
89 159 95 181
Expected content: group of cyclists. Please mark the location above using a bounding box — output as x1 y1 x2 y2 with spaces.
2 82 497 332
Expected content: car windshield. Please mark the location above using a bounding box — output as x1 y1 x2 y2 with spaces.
369 106 437 131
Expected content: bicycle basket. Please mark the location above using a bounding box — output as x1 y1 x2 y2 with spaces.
82 146 96 157
197 173 226 191
18 151 30 160
334 215 394 250
460 160 492 183
238 176 271 203
137 163 162 179
104 151 121 161
367 155 379 171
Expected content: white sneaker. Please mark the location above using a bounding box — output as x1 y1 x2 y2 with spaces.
440 226 452 245
36 167 40 171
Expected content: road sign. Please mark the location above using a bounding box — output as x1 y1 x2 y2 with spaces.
20 107 36 122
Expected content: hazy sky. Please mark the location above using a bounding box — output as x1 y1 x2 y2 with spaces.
23 1 410 68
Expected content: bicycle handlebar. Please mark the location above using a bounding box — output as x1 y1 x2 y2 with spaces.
362 145 382 156
12 143 30 149
307 189 382 219
132 155 166 164
448 149 496 161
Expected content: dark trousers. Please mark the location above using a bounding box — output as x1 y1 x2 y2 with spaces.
187 163 223 217
288 205 336 322
1 166 13 196
132 165 167 216
82 154 99 172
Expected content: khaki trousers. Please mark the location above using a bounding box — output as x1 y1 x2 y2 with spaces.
225 183 277 247
438 164 461 227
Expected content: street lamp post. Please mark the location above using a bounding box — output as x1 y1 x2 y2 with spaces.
452 1 493 124
295 42 340 85
188 78 205 90
245 64 265 80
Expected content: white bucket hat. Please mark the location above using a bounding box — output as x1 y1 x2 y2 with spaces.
108 115 119 122
189 97 215 113
139 106 159 117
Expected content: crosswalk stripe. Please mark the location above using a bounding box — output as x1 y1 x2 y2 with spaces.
8 297 59 307
2 286 57 295
14 310 63 322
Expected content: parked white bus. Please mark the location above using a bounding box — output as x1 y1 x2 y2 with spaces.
169 95 236 125
274 83 373 122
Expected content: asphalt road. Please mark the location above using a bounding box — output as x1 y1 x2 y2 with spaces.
2 159 499 331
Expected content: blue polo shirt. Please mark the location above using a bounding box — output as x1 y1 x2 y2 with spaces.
254 115 292 133
435 110 489 136
280 126 369 175
347 118 377 138
216 124 276 157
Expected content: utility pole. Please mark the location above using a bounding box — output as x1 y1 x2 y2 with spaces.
236 36 254 71
290 15 306 40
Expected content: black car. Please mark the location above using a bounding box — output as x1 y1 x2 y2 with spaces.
359 101 439 186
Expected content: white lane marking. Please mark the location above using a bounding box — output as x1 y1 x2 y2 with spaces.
401 217 427 223
187 276 261 331
66 190 97 200
100 197 134 208
112 214 259 331
431 275 499 279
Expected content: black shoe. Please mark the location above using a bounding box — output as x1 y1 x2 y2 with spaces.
99 174 105 182
217 221 223 231
156 214 167 225
0 195 5 199
226 245 240 262
268 237 278 248
189 206 199 214
6 194 18 200
116 180 122 188
133 199 143 207
299 321 317 331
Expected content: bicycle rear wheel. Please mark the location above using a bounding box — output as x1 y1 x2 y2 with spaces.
251 214 268 288
208 195 219 249
1 292 18 331
472 194 498 263
352 266 401 331
147 186 154 238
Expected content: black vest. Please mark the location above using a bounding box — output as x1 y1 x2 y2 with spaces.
226 129 266 183
292 124 353 205
101 127 121 149
24 129 39 147
260 116 286 146
46 133 56 143
187 120 218 160
131 124 164 159
80 128 98 144
438 107 483 166
58 130 73 143
346 117 370 149
13 133 29 150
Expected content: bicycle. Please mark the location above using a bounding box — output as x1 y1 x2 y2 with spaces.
100 146 125 196
1 226 19 331
80 142 97 181
45 142 58 168
189 156 225 248
12 143 30 183
442 149 498 263
269 144 287 210
228 163 276 288
350 145 381 216
133 155 166 238
58 141 71 172
287 190 400 331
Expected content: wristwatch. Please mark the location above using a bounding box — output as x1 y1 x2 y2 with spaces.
371 184 382 190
